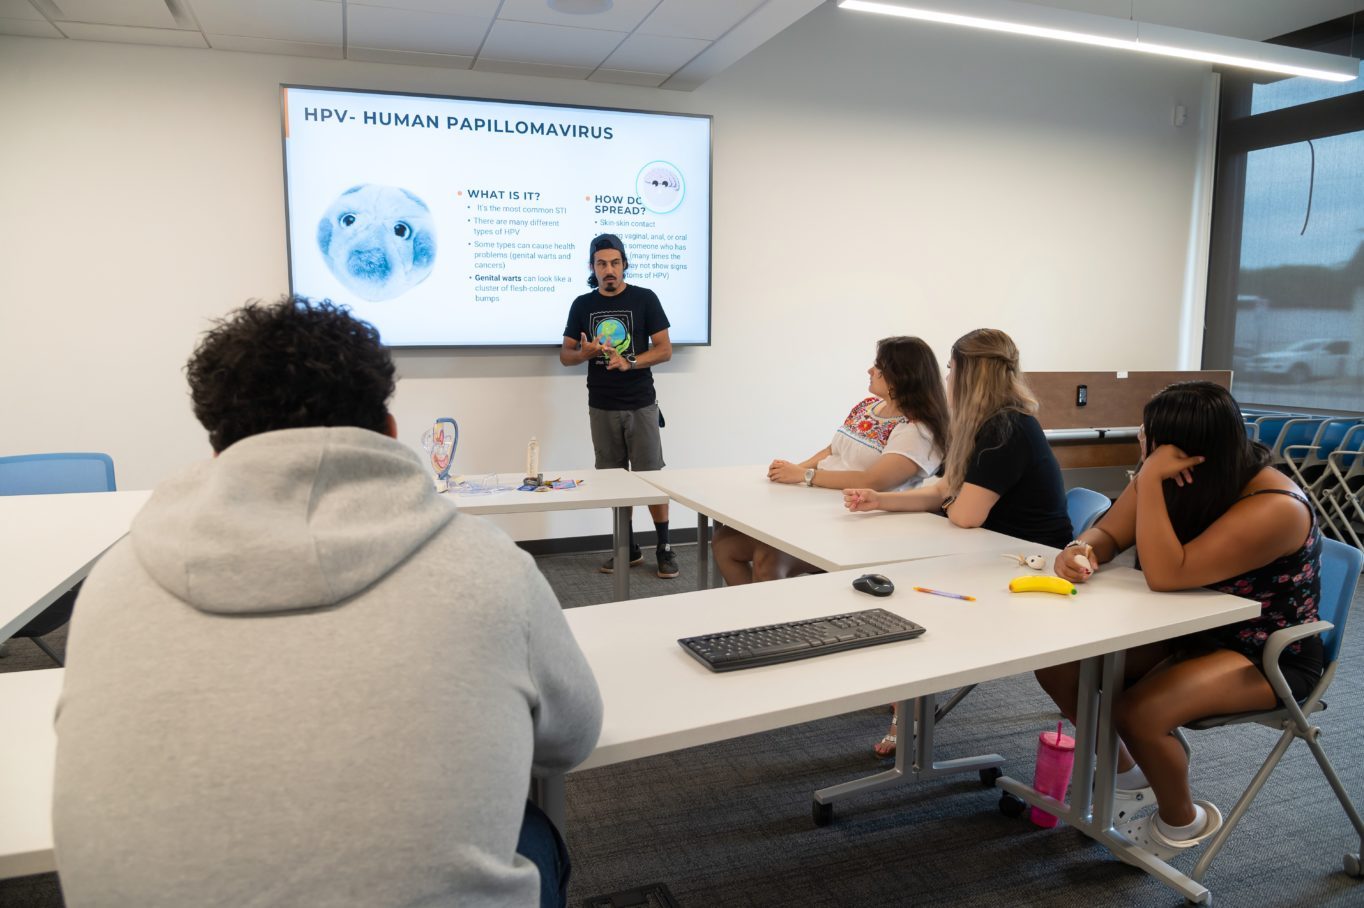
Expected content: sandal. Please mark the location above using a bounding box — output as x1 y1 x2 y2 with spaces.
873 713 897 758
1119 801 1223 861
1114 734 1190 822
1114 785 1155 822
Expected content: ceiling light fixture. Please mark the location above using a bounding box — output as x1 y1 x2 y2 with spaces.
837 0 1359 82
546 0 614 14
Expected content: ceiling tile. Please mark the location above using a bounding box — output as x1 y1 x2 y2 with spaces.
48 0 179 28
662 0 822 91
479 18 623 68
0 0 46 20
347 0 499 14
589 68 668 87
347 44 474 68
602 32 706 73
496 0 656 33
209 33 341 58
638 0 762 40
190 0 339 45
347 3 489 56
472 57 593 80
0 16 62 36
55 21 208 46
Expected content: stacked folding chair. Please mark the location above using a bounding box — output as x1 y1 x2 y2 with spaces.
1321 426 1364 552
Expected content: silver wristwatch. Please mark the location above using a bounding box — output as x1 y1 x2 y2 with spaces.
803 468 816 487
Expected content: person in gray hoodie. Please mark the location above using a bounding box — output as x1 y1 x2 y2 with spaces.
52 298 603 908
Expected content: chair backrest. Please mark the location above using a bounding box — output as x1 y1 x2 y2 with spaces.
1254 415 1296 450
1337 424 1364 466
1243 419 1260 442
1312 418 1363 458
1066 486 1110 537
0 453 117 496
1272 418 1323 458
1317 537 1363 665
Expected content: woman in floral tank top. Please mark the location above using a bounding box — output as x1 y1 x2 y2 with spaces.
1035 382 1323 862
712 336 949 586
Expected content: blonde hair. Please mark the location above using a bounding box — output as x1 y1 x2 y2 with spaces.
941 329 1038 493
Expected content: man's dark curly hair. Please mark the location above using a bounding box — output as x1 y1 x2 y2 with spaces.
186 297 396 452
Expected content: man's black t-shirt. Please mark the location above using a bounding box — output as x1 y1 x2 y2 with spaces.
963 411 1072 548
562 284 670 411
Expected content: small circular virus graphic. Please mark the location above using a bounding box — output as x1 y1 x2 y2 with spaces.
636 162 685 214
316 184 437 302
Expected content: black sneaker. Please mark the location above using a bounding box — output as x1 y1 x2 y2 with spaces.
599 549 644 574
656 545 679 579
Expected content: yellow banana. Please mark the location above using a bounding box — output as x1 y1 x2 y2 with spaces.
1008 575 1077 596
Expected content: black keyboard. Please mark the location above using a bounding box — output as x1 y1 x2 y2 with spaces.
678 608 926 672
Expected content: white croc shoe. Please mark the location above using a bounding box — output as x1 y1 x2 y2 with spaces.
1114 785 1155 822
1119 800 1223 861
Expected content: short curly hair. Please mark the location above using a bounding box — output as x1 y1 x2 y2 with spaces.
186 297 396 452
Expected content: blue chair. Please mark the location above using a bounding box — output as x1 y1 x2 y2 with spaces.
1182 537 1364 884
1285 420 1364 537
1066 486 1111 537
0 452 117 665
1253 415 1299 452
1267 417 1324 464
0 452 115 496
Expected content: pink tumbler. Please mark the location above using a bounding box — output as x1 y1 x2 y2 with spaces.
1030 721 1076 828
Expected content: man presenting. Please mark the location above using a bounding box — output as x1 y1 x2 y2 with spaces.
54 298 601 908
560 233 677 579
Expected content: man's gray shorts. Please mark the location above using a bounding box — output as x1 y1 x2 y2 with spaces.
589 404 665 471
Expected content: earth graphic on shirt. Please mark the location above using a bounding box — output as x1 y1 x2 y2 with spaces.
597 317 630 354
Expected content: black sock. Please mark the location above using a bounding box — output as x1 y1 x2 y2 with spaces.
627 526 639 556
655 521 670 550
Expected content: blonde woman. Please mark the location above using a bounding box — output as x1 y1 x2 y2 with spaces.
844 328 1070 755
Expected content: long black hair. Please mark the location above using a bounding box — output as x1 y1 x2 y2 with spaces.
874 336 950 462
1141 381 1271 542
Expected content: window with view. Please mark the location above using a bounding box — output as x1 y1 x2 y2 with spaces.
1203 13 1364 413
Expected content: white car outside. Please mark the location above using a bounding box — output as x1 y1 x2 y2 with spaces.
1245 339 1352 382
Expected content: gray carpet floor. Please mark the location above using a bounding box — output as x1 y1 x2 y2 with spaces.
4 543 1363 907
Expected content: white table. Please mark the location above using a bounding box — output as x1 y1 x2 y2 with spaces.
637 465 1021 588
1 491 151 642
559 550 1257 904
0 668 63 879
1 552 1257 902
448 469 668 601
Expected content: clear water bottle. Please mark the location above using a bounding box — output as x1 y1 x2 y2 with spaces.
525 437 541 485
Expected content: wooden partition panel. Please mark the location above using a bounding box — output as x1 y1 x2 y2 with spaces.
1028 371 1233 469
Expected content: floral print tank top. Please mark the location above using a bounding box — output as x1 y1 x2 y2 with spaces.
1204 489 1320 657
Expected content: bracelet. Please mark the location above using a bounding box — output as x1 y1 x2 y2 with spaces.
939 494 956 514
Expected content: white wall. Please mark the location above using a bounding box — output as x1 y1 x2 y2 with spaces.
0 4 1211 541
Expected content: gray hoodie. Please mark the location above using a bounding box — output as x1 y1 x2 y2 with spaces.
53 427 602 907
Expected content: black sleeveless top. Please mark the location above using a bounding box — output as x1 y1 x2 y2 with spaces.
1201 489 1322 661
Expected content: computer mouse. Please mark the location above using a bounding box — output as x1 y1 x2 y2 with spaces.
852 573 895 597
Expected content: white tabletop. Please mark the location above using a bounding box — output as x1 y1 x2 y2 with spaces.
1 491 151 641
0 549 1259 880
0 668 63 879
447 468 666 516
637 465 1021 571
568 549 1259 771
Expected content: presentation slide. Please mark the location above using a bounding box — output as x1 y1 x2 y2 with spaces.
281 85 712 348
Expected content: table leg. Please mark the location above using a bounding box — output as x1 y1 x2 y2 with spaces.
995 651 1212 905
613 506 630 602
696 514 711 591
711 521 724 589
812 696 1004 811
